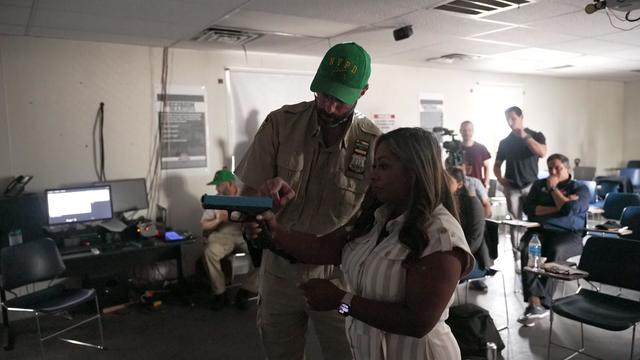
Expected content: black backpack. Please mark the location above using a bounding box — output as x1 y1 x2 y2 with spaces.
445 303 505 359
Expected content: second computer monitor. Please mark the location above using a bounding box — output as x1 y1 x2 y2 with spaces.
95 178 148 214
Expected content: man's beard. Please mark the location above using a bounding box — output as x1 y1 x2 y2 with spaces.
316 103 356 128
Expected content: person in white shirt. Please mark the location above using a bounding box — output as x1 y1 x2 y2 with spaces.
246 127 474 359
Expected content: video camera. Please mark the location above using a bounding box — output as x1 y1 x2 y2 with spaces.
433 127 464 167
200 194 297 267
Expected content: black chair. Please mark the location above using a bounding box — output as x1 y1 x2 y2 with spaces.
628 160 640 169
602 193 640 220
547 236 640 359
620 168 640 193
621 206 640 240
0 238 104 357
457 220 508 331
573 166 596 181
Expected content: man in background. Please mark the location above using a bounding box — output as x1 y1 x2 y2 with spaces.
236 42 380 359
494 106 547 270
201 167 257 310
461 120 491 189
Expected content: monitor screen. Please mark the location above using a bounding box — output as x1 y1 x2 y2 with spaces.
46 185 113 225
94 178 148 213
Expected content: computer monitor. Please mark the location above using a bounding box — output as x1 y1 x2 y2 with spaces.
94 178 148 213
46 185 113 225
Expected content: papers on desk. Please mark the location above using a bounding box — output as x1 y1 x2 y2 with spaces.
586 225 632 236
501 219 541 228
588 206 604 214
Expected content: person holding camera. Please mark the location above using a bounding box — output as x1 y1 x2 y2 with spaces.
493 106 547 269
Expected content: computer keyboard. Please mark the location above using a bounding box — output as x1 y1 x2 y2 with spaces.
59 245 98 256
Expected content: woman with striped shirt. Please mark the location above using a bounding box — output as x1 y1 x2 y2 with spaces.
248 127 474 359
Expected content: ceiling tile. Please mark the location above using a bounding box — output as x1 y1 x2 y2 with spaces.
482 1 579 25
597 29 640 46
330 29 454 58
607 48 640 61
244 0 439 26
242 36 327 54
0 0 32 6
376 9 514 38
28 27 174 47
389 37 523 61
528 11 620 37
0 24 24 35
473 26 579 46
542 38 637 55
216 10 358 38
0 5 31 25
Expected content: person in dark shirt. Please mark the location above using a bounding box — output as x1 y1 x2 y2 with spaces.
493 106 547 270
448 167 492 292
460 121 491 188
517 153 590 327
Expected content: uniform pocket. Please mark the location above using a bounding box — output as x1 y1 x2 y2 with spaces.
276 152 304 192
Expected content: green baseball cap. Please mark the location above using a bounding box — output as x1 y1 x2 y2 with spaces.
310 42 371 105
207 168 235 185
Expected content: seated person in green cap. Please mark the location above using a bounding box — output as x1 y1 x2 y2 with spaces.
200 167 257 310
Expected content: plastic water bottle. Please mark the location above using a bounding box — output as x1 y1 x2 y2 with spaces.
8 229 22 246
528 234 542 270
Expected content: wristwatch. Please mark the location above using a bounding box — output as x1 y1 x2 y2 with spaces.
338 292 354 316
549 186 557 192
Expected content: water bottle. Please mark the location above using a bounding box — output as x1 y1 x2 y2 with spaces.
528 234 542 270
486 342 498 360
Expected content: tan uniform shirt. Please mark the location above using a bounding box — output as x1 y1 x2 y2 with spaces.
235 101 381 281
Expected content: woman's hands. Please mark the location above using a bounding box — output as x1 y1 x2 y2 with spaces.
300 279 346 311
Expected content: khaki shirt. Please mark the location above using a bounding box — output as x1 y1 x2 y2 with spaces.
235 101 380 280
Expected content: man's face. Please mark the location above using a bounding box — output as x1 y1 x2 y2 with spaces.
460 123 474 142
215 182 234 196
314 92 357 126
505 111 523 130
548 159 570 182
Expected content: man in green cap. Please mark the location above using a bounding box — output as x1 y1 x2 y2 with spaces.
236 43 381 359
200 167 257 310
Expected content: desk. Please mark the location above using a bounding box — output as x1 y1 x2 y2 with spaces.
1 238 195 351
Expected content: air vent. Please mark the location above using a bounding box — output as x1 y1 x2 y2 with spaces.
426 53 482 64
192 27 262 45
436 0 533 17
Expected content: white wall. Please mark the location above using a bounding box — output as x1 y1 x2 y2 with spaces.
0 36 630 238
624 80 640 164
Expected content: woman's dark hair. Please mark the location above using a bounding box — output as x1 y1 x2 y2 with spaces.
446 167 469 196
350 128 458 261
504 106 522 117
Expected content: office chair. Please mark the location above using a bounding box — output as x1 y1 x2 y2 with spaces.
620 168 640 193
621 206 640 241
576 180 597 204
627 160 640 169
456 220 509 331
602 193 640 220
547 236 640 360
0 238 105 357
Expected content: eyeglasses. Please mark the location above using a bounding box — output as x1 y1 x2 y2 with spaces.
315 93 352 112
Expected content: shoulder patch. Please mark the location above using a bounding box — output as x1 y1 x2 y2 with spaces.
353 114 382 136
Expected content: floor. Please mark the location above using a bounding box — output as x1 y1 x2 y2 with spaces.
2 226 639 360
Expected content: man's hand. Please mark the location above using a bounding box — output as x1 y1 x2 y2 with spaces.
512 127 526 138
258 177 295 210
497 176 511 188
547 175 560 189
299 279 345 311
